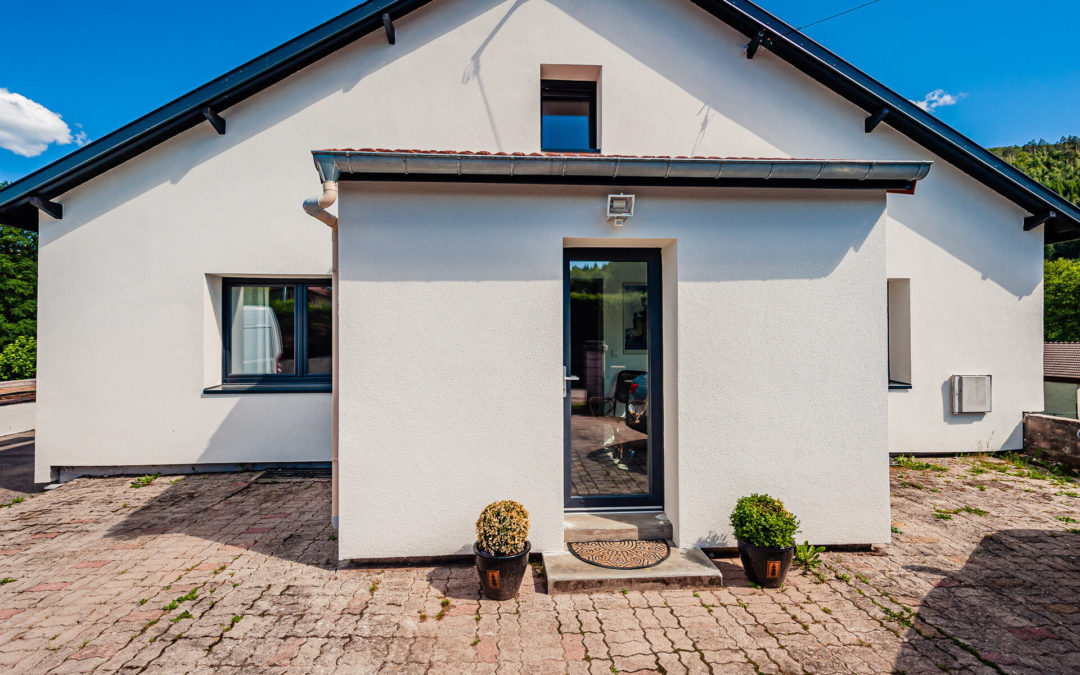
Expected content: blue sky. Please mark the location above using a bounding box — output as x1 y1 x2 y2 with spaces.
2 0 1078 183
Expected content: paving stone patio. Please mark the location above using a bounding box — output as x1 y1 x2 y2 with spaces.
0 450 1078 673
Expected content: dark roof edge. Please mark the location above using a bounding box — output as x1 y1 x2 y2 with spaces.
690 0 1080 242
1 0 1076 240
0 0 435 232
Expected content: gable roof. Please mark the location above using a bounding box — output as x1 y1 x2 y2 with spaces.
1 0 1077 240
1045 343 1080 381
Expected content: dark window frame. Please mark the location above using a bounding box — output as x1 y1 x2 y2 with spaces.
221 278 332 389
541 79 598 153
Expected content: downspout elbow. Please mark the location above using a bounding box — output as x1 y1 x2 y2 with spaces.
303 181 339 228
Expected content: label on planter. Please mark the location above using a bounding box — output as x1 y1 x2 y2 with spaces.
766 561 780 579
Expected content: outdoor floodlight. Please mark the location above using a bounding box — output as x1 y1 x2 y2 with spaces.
607 194 635 226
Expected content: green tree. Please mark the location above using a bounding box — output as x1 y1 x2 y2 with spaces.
1044 258 1080 341
0 181 38 350
990 136 1080 260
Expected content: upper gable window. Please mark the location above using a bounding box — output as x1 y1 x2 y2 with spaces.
541 80 598 153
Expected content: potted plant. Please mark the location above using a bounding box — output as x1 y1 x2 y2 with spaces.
730 494 800 588
474 500 531 600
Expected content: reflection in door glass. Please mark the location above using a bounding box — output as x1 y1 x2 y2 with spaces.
568 260 650 498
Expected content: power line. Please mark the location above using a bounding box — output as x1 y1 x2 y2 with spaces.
783 0 886 36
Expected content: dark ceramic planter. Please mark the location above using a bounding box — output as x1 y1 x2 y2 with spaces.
474 541 531 600
737 540 794 588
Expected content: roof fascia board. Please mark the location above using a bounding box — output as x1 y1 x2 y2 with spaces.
1 0 1077 238
690 0 1080 236
0 0 432 230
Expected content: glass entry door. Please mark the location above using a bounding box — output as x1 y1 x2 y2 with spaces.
564 249 663 510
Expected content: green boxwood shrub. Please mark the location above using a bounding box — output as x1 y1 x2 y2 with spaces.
0 336 35 381
730 493 799 549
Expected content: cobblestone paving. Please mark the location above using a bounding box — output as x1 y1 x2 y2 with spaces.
0 453 1077 673
570 414 649 497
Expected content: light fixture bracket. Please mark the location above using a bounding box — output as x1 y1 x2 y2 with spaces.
606 193 636 226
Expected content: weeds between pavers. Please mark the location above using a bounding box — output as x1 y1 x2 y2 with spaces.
130 474 160 489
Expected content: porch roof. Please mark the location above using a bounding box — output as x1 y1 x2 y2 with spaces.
310 149 932 190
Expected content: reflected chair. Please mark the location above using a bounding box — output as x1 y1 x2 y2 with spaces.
588 369 645 418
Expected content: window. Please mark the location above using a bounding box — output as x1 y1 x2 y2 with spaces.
888 279 911 388
541 79 597 152
221 279 332 391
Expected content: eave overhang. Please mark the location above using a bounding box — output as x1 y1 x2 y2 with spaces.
0 0 437 232
691 0 1080 242
311 150 932 191
0 0 1075 240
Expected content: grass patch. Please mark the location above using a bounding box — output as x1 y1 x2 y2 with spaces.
890 526 903 534
223 615 242 633
0 496 25 508
169 610 193 623
895 455 947 472
933 509 953 521
130 473 160 489
0 578 15 586
1056 515 1078 524
956 506 988 516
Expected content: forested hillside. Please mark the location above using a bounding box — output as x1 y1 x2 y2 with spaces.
990 136 1080 260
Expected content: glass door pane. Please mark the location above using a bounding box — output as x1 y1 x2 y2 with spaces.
566 255 659 507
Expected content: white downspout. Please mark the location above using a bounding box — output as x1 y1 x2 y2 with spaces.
303 181 339 529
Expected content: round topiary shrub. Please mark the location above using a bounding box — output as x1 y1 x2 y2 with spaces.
730 493 799 549
476 500 530 556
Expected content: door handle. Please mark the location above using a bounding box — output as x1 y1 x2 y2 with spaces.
563 367 579 398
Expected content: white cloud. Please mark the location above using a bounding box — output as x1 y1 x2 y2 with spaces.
0 87 77 157
912 88 967 113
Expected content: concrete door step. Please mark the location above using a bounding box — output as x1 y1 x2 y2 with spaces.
542 546 723 593
563 512 673 544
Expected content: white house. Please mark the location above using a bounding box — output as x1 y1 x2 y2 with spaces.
1 0 1075 561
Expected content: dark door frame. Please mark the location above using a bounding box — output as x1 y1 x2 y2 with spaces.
563 247 664 511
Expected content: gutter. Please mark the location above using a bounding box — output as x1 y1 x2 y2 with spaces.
311 150 932 186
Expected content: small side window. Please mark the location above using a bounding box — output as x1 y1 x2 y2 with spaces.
541 79 598 152
221 279 332 389
888 278 911 388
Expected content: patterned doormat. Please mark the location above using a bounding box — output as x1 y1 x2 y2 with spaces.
567 539 670 570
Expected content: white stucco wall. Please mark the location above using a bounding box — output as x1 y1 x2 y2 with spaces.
0 402 35 437
35 0 1043 536
336 183 889 557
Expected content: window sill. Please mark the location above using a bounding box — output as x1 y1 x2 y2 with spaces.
542 148 601 154
203 382 332 395
888 381 912 390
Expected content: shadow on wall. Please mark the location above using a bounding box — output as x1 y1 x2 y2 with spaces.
194 392 332 466
937 378 1023 448
550 0 1041 301
342 183 881 283
47 0 507 241
104 473 337 568
894 528 1080 673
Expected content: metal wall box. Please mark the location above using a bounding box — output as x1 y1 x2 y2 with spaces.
950 375 991 414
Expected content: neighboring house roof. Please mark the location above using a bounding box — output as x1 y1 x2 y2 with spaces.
1045 343 1080 381
1 0 1077 239
310 149 932 189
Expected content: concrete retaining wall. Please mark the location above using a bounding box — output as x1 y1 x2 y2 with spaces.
1023 413 1080 468
0 401 35 436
